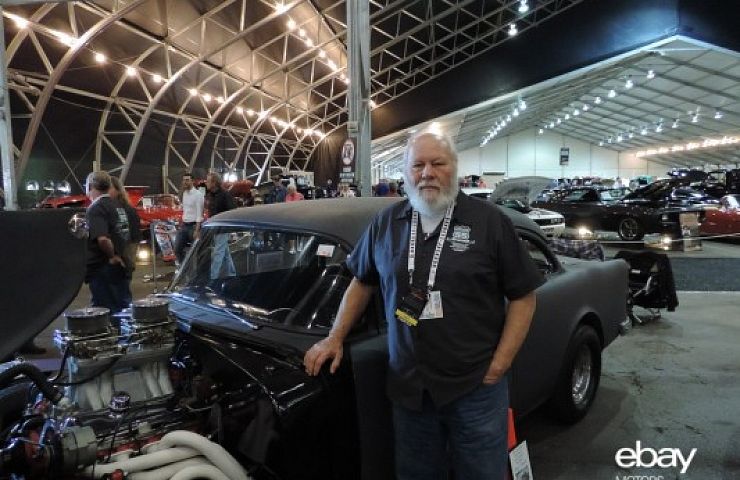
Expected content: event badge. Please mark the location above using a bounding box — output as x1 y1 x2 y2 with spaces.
419 291 443 319
395 285 427 327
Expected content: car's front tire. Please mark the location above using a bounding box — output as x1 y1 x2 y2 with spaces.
549 325 602 424
618 217 645 241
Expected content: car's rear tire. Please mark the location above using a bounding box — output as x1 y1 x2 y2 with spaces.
548 325 601 424
618 217 644 241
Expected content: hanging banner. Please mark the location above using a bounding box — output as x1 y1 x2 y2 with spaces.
559 147 570 166
340 138 356 182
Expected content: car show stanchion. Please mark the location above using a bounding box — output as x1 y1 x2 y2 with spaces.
150 222 158 293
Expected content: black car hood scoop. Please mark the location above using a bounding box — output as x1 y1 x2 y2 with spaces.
0 209 86 359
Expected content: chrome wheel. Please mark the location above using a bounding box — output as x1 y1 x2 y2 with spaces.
571 346 593 405
618 217 643 241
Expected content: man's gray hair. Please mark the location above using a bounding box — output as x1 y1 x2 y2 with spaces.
403 131 459 165
85 171 111 193
207 171 222 187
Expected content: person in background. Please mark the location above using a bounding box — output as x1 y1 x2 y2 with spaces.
339 183 356 198
174 172 204 265
285 184 305 202
477 177 487 188
387 182 401 197
85 170 132 313
265 175 287 204
109 176 142 306
375 182 390 197
0 188 5 210
205 172 236 280
304 132 542 480
325 178 337 198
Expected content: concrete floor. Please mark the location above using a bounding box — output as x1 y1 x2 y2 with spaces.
26 245 740 480
519 291 740 480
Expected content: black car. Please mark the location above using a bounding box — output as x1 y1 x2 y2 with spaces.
533 183 709 241
0 202 628 480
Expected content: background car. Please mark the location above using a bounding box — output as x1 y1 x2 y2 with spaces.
700 194 740 236
136 193 183 230
487 177 565 237
0 201 628 479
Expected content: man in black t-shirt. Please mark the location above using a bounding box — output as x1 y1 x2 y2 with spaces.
85 171 131 313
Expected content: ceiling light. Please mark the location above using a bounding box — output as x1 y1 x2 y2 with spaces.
628 131 634 139
152 74 162 84
327 60 338 70
692 113 699 123
672 118 679 128
564 113 570 120
594 96 602 105
236 106 244 114
304 38 314 47
274 2 289 14
246 109 255 116
94 52 106 63
582 104 590 112
607 137 612 144
549 121 555 128
258 110 268 119
608 89 617 98
599 141 604 146
318 50 326 58
573 109 580 116
54 31 76 47
188 88 198 96
216 96 225 104
655 123 663 133
287 19 297 30
641 126 648 135
513 108 519 117
556 118 561 124
202 93 212 102
126 66 137 77
714 110 723 119
624 76 634 89
298 28 306 37
369 100 377 109
518 1 530 13
8 13 29 29
617 134 623 142
506 114 512 122
538 128 544 135
508 23 518 37
519 100 527 110
646 69 655 79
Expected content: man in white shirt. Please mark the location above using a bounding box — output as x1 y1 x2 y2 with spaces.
174 172 204 264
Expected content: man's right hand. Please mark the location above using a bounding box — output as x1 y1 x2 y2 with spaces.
304 337 343 376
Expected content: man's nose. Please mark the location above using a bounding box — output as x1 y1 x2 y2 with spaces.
421 163 435 178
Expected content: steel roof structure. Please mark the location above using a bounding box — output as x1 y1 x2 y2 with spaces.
1 0 583 193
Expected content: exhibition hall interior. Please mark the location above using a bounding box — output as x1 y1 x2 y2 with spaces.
0 0 738 479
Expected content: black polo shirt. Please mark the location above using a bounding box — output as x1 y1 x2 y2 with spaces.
205 187 235 217
86 195 131 277
347 192 544 410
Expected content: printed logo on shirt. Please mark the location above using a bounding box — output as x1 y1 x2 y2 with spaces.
447 224 475 252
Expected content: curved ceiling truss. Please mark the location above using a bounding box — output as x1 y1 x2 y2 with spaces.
3 0 584 190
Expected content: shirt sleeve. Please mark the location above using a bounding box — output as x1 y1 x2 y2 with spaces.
195 192 204 222
495 213 545 300
87 203 110 240
346 215 380 285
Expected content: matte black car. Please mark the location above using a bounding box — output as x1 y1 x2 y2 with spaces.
0 201 628 480
533 183 709 241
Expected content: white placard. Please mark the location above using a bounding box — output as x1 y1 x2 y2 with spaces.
316 244 336 257
510 441 534 480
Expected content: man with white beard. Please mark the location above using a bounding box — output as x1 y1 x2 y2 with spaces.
304 132 543 480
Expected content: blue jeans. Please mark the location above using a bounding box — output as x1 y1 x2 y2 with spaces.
174 222 197 264
393 381 509 480
88 263 130 313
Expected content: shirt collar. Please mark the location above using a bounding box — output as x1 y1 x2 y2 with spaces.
90 193 110 206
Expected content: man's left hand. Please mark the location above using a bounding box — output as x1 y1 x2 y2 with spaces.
483 358 509 385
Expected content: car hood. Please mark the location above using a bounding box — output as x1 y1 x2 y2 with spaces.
0 209 86 359
490 176 554 205
527 207 563 219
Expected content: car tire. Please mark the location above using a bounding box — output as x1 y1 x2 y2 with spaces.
617 217 645 241
548 325 601 424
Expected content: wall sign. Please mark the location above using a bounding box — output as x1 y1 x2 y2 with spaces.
559 147 570 166
340 138 356 182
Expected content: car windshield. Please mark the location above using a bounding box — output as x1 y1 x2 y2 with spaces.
598 189 624 202
170 226 351 329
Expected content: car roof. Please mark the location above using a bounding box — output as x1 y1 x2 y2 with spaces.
208 197 546 246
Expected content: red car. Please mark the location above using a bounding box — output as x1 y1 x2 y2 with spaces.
39 186 147 210
136 193 183 230
700 194 740 235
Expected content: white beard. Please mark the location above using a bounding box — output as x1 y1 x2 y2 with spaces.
405 180 459 217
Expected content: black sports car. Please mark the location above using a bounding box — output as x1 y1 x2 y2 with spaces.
533 183 710 241
0 201 629 480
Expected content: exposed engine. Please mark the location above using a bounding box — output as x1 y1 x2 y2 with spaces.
0 298 260 480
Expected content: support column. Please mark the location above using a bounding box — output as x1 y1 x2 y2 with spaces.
347 0 371 197
0 9 17 210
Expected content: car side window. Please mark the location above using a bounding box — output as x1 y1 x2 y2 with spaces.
519 232 558 276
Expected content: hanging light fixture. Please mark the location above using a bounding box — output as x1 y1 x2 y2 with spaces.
672 118 679 128
582 104 590 112
508 23 518 37
608 89 617 98
714 110 723 119
624 76 634 89
594 96 602 105
518 1 530 13
646 69 655 80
